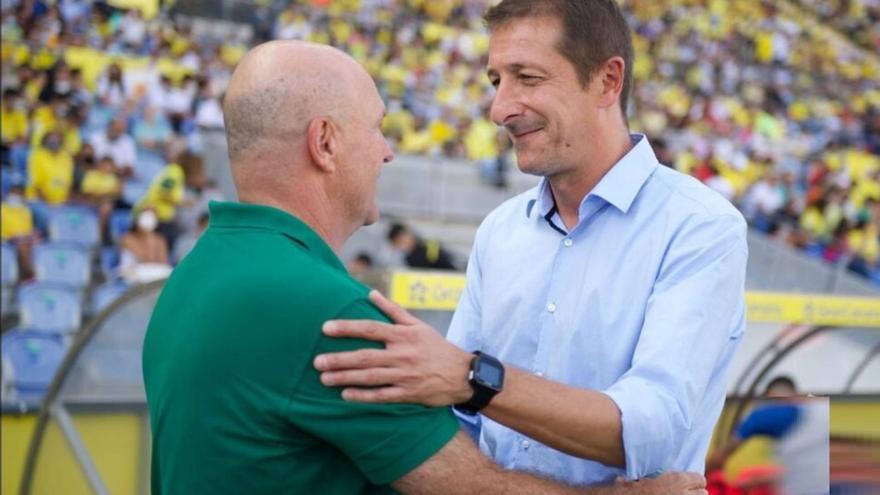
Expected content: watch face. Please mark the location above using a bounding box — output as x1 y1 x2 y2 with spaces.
477 359 504 389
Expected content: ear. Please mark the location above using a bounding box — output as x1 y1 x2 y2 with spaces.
306 117 338 173
597 56 625 110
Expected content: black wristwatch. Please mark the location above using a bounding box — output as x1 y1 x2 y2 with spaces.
454 351 505 415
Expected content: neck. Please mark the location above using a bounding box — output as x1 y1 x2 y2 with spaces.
549 129 633 230
237 187 352 254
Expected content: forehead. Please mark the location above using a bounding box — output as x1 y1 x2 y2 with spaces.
487 16 564 71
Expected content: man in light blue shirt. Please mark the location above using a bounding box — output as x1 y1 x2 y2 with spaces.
314 0 746 488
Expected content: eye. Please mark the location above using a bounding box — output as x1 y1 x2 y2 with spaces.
518 74 540 84
489 77 500 88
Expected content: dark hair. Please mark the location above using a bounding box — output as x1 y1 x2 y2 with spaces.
484 0 634 118
387 223 409 242
354 252 373 266
764 376 797 395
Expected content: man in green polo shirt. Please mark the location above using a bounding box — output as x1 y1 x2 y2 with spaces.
143 40 707 495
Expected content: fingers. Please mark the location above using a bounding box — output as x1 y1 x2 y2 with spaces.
314 348 394 371
323 319 395 341
320 367 408 387
340 386 409 403
369 290 419 325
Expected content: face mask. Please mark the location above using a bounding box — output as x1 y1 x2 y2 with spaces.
55 81 71 93
5 194 23 206
137 211 159 232
45 139 61 151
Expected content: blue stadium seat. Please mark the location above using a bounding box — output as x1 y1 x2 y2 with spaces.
1 167 11 197
1 243 16 317
136 149 166 182
100 246 120 280
109 209 132 244
122 179 150 207
1 242 17 287
84 104 115 135
48 206 100 248
90 280 128 315
18 282 82 333
1 329 66 403
33 242 91 289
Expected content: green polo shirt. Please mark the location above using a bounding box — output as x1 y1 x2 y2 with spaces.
143 201 459 495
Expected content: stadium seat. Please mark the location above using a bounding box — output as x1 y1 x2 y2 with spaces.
1 329 66 403
122 179 150 207
18 282 82 333
1 243 16 317
0 167 11 198
33 242 91 289
90 280 128 315
84 104 115 135
48 206 101 248
136 149 167 181
109 209 133 244
1 242 17 287
100 246 120 280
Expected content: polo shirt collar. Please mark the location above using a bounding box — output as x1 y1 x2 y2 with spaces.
527 133 659 219
207 201 346 272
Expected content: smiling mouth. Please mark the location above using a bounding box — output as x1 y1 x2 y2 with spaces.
513 128 543 139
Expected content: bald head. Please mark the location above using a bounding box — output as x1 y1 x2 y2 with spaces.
223 41 375 167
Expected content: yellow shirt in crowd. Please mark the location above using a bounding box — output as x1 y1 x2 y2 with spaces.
1 107 28 144
82 170 121 197
25 147 74 204
0 202 34 240
137 163 184 222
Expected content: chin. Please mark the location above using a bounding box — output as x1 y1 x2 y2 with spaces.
516 158 551 178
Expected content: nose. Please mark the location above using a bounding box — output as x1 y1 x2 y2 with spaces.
489 79 521 127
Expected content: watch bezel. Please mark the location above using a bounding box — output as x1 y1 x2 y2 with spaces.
471 354 504 392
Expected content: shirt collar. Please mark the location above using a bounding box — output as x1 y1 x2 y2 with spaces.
207 201 346 272
527 134 659 218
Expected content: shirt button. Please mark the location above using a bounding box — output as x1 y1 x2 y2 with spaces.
521 440 531 450
547 303 556 313
563 238 573 247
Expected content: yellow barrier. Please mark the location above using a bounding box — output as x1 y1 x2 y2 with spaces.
1 411 145 495
746 292 880 328
389 270 466 311
389 271 880 327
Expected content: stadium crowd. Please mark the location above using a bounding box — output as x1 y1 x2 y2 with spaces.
1 0 878 307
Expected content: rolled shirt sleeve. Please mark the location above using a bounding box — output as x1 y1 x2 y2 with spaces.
604 213 748 479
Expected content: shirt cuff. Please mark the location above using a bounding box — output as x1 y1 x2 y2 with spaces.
603 384 675 480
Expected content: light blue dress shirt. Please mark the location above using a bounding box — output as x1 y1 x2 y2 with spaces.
447 134 748 486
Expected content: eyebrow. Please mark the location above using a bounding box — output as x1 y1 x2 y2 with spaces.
487 63 531 80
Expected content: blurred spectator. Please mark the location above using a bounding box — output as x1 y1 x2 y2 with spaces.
136 161 185 249
134 105 172 152
80 155 121 241
1 88 29 172
25 130 74 230
119 207 172 283
90 117 137 177
95 62 127 108
1 182 36 278
708 377 830 495
386 222 456 270
347 252 374 276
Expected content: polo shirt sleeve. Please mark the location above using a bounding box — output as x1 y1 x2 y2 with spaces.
284 297 460 486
